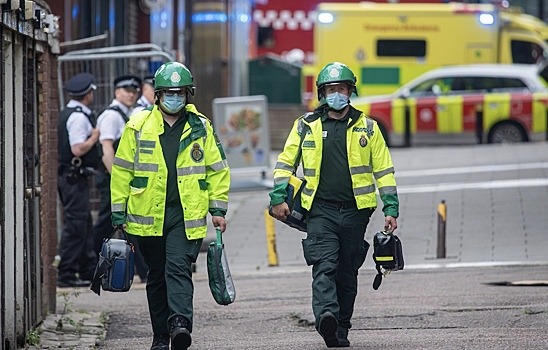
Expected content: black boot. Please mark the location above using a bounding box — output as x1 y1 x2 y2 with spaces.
318 312 339 348
337 326 350 347
170 316 192 350
150 334 169 350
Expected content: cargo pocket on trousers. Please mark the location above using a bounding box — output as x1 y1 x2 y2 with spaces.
189 238 203 263
353 240 370 271
301 238 319 266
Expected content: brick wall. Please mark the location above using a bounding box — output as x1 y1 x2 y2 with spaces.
38 52 60 314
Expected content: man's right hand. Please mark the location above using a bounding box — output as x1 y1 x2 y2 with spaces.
270 202 290 221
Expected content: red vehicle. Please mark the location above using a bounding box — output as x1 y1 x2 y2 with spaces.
351 63 548 146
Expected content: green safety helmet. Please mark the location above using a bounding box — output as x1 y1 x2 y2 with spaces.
153 61 195 96
316 62 357 102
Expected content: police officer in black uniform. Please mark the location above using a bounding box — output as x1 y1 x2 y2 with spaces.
57 72 100 288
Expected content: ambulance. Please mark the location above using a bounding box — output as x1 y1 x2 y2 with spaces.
351 63 548 146
305 2 548 108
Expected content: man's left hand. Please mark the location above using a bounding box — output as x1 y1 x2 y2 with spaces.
384 216 398 233
212 216 227 233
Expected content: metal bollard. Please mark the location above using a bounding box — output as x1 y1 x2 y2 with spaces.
437 200 447 259
264 208 279 266
404 104 412 147
476 105 484 144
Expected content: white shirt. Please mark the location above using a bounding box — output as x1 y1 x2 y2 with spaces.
97 100 131 142
66 100 94 147
131 95 153 115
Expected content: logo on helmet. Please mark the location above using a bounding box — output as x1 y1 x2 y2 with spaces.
170 72 181 83
328 68 340 78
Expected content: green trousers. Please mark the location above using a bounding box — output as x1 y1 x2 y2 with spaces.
137 205 203 335
302 201 372 332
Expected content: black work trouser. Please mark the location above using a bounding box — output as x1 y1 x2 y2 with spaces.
136 205 202 335
94 171 149 280
57 172 97 281
302 201 372 333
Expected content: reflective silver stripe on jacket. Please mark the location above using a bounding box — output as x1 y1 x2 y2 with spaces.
113 157 133 170
185 217 207 229
210 200 228 210
379 186 397 195
274 176 291 186
303 168 315 177
374 167 395 179
111 203 126 212
135 163 159 171
354 184 376 196
209 159 229 172
177 166 206 176
127 214 154 225
302 187 314 197
366 118 374 132
350 165 372 175
275 161 294 172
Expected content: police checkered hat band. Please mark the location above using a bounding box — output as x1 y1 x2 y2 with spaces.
67 84 96 97
113 75 142 90
65 72 96 97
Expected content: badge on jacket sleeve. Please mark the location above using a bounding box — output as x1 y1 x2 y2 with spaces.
360 135 368 147
191 143 204 162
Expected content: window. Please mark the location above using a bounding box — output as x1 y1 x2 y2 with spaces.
377 40 426 57
258 26 275 49
468 77 528 92
511 41 545 64
409 77 453 96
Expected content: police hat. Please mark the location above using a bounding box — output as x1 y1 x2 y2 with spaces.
114 75 142 90
65 72 96 97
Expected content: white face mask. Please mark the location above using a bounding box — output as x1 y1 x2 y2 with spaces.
325 92 349 111
160 94 186 114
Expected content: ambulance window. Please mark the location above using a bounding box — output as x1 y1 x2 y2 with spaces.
511 41 543 64
377 40 426 57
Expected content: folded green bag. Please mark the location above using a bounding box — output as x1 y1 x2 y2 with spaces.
207 228 236 305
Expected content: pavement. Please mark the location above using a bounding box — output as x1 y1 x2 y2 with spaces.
25 142 548 349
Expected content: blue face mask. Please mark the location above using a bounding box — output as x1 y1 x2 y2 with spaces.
325 92 349 111
161 94 186 114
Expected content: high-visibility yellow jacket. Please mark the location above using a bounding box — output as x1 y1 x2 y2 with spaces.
110 104 230 240
270 106 399 218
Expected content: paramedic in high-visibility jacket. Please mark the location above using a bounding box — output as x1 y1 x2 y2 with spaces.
269 62 399 348
110 62 230 350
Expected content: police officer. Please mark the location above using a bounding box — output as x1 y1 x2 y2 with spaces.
132 75 155 114
269 62 399 348
94 75 141 255
57 72 100 288
110 62 230 350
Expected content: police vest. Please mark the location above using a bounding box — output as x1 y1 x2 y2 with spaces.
58 106 100 168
